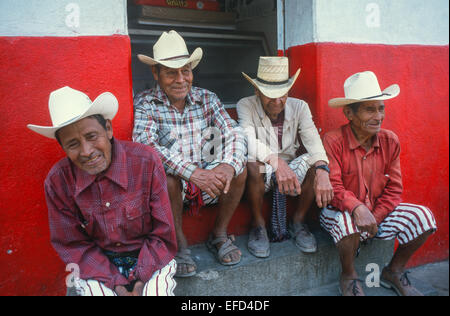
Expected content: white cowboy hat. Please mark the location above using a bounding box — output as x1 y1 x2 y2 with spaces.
242 56 301 99
137 30 203 69
27 86 118 139
328 71 400 108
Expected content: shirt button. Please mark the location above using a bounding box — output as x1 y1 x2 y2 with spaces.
105 202 111 207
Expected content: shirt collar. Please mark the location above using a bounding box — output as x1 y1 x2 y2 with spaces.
74 139 128 196
343 123 380 151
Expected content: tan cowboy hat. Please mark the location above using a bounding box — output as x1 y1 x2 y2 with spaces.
328 71 400 108
27 86 118 139
242 56 301 99
137 30 203 69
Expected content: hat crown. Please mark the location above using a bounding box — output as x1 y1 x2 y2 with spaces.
49 87 93 127
344 71 383 99
153 30 189 61
257 57 289 82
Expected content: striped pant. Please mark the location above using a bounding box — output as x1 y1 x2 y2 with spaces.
74 259 177 296
320 203 437 245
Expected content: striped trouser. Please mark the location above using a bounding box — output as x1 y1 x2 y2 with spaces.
263 153 311 193
320 203 437 245
74 259 177 296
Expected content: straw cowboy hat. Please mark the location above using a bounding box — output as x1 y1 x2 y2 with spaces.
27 86 118 139
328 71 400 108
137 30 203 69
242 56 301 99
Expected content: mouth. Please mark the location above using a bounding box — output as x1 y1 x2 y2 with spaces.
82 154 103 167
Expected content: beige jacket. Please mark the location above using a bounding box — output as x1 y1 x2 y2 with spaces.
236 95 329 166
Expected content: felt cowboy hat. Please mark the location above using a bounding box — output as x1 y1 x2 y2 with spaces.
328 71 400 108
242 56 301 99
27 86 118 139
137 30 203 69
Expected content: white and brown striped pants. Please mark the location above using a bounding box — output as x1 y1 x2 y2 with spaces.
74 259 177 296
320 203 437 245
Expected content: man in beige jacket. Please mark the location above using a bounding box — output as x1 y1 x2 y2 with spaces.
237 57 333 258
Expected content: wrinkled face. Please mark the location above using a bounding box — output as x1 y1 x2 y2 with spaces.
152 64 193 106
57 117 113 175
345 100 385 137
256 89 288 120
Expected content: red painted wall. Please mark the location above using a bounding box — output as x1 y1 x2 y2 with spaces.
0 35 134 296
287 42 449 267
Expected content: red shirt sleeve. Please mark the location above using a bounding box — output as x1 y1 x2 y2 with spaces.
323 133 364 214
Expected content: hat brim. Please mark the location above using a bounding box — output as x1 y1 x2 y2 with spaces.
27 92 119 139
242 68 301 99
328 84 400 108
138 47 203 70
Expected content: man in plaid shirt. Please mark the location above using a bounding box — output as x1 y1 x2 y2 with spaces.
27 87 177 296
133 30 247 277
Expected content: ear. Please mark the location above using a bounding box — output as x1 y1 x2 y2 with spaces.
151 66 159 81
343 106 354 121
105 119 113 140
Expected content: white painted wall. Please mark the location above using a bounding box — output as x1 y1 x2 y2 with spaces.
278 0 449 49
0 0 128 36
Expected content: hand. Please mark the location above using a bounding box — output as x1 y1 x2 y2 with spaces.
268 155 301 196
212 163 235 194
352 205 378 238
314 168 334 208
190 168 226 199
114 285 133 296
131 281 145 297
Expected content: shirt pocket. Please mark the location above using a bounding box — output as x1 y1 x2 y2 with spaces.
158 127 177 149
125 201 151 240
371 172 390 199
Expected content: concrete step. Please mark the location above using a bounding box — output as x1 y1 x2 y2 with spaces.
174 229 396 296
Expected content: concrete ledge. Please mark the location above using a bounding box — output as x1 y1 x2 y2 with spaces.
174 229 395 296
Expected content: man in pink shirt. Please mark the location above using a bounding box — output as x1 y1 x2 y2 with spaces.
321 71 436 296
27 87 177 296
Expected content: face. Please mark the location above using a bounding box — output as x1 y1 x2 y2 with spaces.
256 89 288 120
345 100 385 137
57 117 113 175
152 64 193 106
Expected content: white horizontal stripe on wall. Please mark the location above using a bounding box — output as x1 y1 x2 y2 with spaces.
0 0 127 37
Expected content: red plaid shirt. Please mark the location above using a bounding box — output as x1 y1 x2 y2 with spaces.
44 139 177 290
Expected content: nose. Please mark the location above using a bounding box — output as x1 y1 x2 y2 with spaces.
174 69 184 83
79 139 94 157
374 109 384 121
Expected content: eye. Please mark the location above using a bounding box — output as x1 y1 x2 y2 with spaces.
65 141 79 150
86 133 98 141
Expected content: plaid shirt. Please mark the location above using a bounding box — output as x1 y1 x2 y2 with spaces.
44 139 177 290
133 85 247 180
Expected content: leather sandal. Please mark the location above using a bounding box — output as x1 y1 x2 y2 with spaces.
206 234 242 266
174 248 197 278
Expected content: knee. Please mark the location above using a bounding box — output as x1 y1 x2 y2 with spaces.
247 161 264 180
166 174 182 192
234 166 248 186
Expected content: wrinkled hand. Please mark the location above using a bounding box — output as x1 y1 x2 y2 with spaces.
190 168 226 199
314 169 334 208
268 155 301 196
353 205 378 238
212 163 235 194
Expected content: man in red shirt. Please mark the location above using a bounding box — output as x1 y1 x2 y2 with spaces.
27 86 177 296
321 71 436 296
